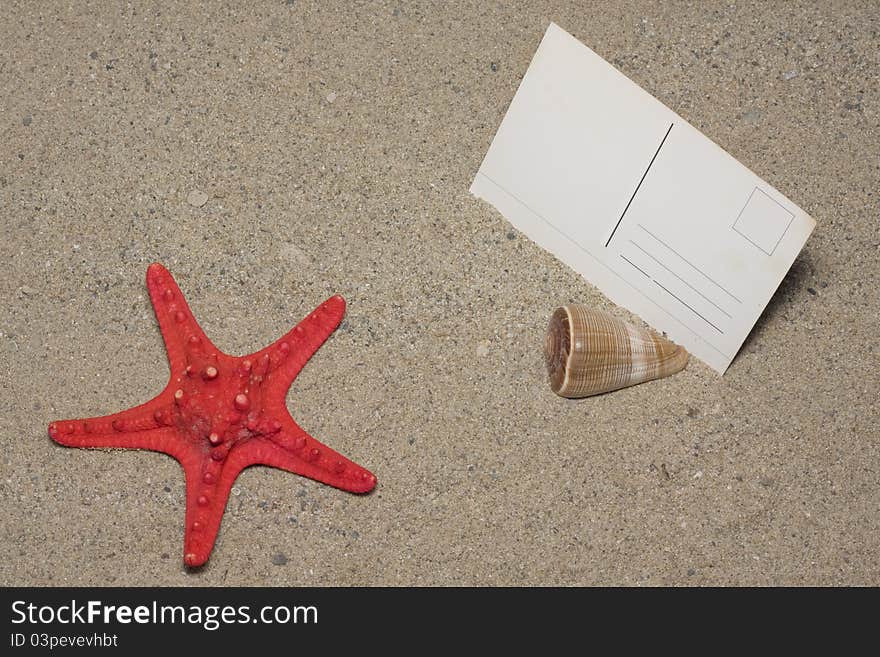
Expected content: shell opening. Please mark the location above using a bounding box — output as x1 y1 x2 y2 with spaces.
544 307 572 395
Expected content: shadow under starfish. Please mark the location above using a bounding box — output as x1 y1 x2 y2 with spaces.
48 263 376 567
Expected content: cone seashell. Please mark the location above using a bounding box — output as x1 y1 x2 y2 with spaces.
544 305 688 398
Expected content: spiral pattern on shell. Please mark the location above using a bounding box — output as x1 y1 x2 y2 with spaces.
544 305 688 398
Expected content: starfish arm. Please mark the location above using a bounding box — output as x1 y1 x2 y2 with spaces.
48 391 189 459
146 263 219 377
181 450 249 568
254 415 377 494
256 295 346 396
48 424 190 461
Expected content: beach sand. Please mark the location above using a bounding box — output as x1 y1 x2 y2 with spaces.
1 1 877 585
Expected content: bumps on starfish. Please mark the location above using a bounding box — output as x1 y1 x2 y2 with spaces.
48 403 171 442
49 262 376 567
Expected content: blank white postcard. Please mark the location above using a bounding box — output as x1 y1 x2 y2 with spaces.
471 23 816 373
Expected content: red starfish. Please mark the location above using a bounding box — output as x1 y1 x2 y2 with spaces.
48 263 376 567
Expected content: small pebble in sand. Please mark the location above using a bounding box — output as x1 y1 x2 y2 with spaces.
742 109 762 125
476 340 490 357
490 62 498 72
271 553 289 566
187 189 208 207
782 70 798 80
326 91 337 103
22 115 32 127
